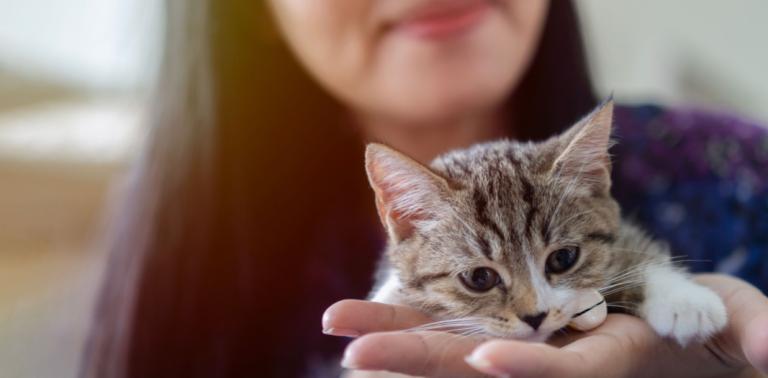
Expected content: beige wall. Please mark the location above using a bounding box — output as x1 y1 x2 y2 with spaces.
579 0 768 123
0 102 136 377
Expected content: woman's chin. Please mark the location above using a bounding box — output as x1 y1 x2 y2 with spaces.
369 15 524 125
371 83 511 128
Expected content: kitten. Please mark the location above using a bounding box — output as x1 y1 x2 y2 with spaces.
364 100 727 345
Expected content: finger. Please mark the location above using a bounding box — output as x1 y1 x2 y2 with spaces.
743 314 768 373
468 340 587 377
322 300 432 337
696 274 768 373
468 314 657 377
342 331 484 377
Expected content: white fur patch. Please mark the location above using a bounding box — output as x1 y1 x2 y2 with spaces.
639 265 728 345
526 254 553 312
370 271 402 304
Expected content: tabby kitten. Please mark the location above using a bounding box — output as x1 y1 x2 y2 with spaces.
365 101 726 345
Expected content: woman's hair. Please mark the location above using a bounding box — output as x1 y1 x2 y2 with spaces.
82 1 595 377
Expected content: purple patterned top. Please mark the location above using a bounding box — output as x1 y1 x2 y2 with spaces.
612 105 768 286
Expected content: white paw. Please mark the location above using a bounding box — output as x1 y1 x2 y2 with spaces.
641 276 727 346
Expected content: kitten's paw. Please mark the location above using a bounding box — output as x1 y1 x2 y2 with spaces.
641 281 727 346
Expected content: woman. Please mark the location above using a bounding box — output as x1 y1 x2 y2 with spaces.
83 1 768 377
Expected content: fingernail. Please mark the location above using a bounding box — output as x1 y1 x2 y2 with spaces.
465 352 509 378
341 347 359 369
322 328 360 337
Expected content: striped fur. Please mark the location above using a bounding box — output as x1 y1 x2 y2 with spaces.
366 101 726 344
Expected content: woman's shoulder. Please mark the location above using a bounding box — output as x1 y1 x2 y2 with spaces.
610 103 768 291
612 103 768 188
614 102 767 135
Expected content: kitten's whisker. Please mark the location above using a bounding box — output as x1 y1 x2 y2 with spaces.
599 284 644 295
428 329 485 369
600 283 648 297
407 324 480 333
419 317 485 325
600 287 644 297
603 259 683 283
459 328 487 337
600 280 647 293
607 301 637 307
602 272 642 286
413 316 485 325
607 251 710 268
600 279 647 290
417 327 484 345
419 330 466 340
427 316 486 323
607 301 639 305
604 272 649 281
604 272 646 284
406 318 485 333
407 321 474 330
599 278 648 292
668 258 712 264
606 304 636 312
599 260 668 285
606 304 638 312
413 324 482 332
601 259 695 290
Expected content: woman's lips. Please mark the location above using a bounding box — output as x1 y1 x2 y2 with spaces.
391 0 492 40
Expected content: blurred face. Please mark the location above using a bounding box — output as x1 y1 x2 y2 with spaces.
269 0 549 125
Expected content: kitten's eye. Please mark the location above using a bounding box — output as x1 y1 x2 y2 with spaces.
546 246 580 274
460 267 500 292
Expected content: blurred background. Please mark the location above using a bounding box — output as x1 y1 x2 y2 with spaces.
0 0 158 376
0 0 766 376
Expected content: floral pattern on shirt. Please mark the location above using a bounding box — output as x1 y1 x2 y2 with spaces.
612 105 768 292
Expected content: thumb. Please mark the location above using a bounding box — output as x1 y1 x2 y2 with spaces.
466 340 588 377
696 274 768 373
466 314 654 377
743 314 768 373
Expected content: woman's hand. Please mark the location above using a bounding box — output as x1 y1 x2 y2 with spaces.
322 274 768 377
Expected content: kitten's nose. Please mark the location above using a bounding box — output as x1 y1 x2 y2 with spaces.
521 312 548 331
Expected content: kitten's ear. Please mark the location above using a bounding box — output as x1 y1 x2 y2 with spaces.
365 144 452 243
551 100 614 195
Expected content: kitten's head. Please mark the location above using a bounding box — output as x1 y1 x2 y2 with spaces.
365 101 619 341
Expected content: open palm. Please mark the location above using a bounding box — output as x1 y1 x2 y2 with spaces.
323 274 768 377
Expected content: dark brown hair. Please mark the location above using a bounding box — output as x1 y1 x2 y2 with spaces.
83 1 595 377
